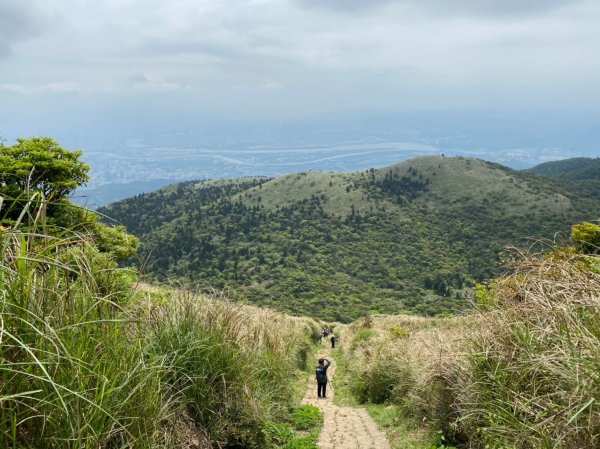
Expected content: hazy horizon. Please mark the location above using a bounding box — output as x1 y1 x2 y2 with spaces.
1 0 599 197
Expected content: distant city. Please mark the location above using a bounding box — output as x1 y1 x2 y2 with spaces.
58 110 600 207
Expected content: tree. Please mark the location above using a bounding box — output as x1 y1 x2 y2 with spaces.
0 137 89 200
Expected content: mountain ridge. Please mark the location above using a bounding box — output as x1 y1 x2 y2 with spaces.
100 156 599 321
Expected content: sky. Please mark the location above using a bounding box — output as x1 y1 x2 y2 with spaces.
1 0 600 144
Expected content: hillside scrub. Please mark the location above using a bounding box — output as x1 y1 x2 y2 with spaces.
142 287 318 447
0 137 323 447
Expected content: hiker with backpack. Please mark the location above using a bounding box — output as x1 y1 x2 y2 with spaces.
330 333 336 349
315 358 331 399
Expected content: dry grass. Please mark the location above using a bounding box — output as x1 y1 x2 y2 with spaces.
338 313 469 441
338 248 600 448
455 249 600 448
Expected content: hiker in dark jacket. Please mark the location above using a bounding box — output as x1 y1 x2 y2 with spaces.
316 358 331 398
330 333 336 349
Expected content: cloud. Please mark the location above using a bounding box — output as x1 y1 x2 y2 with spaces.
296 0 582 17
0 82 102 94
129 73 185 92
295 0 393 13
0 1 48 58
0 0 599 117
259 80 284 90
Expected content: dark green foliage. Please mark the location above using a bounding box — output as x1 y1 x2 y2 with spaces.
100 156 600 322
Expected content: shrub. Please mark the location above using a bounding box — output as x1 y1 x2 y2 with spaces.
572 220 600 254
290 405 322 431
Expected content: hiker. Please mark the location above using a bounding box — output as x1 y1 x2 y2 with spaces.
316 358 331 398
321 327 329 344
330 333 336 349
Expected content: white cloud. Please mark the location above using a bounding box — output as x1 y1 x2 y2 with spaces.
0 82 104 94
129 73 185 92
259 80 284 90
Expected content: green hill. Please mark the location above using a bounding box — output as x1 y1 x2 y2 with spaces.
526 157 600 200
100 156 599 322
527 157 600 179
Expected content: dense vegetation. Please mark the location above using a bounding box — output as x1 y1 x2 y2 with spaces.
101 156 599 321
0 138 322 448
337 220 600 448
526 156 600 199
526 156 600 179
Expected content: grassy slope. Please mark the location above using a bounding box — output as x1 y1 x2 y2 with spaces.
100 156 599 322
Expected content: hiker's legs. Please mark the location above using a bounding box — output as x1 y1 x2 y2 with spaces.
318 382 326 398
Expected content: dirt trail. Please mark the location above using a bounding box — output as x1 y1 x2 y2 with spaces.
303 349 391 449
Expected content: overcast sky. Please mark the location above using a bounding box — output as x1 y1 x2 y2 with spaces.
1 0 600 142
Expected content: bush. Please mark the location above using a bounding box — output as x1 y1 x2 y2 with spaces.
572 220 600 254
290 405 322 431
350 351 413 404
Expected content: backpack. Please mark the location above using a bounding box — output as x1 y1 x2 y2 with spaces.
315 365 326 384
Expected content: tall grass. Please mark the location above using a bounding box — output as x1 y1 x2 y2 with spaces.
456 248 600 448
0 199 319 447
144 288 315 448
0 226 171 447
339 314 466 441
340 246 600 448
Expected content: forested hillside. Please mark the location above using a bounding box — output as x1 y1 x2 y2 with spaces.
526 157 600 198
527 157 600 179
101 156 599 321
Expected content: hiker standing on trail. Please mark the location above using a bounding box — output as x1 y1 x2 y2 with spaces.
316 358 331 399
330 333 336 349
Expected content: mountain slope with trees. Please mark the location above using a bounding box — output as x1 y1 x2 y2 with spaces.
526 156 600 199
100 156 600 321
526 157 600 179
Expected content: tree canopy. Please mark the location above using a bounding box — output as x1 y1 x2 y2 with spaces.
0 137 89 200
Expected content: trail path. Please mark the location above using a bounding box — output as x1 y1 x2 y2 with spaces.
303 349 391 449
